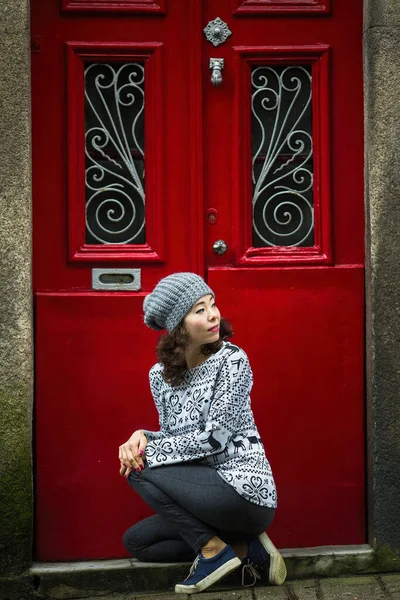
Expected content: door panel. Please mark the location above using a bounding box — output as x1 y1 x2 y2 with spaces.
35 294 160 559
208 266 365 546
32 0 200 291
66 41 165 262
203 0 365 546
32 0 203 560
204 0 364 267
231 0 331 15
32 0 365 560
61 0 166 14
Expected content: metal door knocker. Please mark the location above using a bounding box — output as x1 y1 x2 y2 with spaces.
209 58 224 88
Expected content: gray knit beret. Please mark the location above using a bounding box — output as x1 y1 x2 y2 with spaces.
143 272 214 333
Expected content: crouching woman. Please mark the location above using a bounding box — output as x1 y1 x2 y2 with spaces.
119 272 286 594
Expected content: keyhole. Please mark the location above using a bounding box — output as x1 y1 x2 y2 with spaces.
207 208 219 225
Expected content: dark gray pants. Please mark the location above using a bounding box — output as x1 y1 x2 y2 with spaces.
124 463 275 562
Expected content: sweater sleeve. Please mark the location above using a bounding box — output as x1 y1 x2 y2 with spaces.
142 366 165 442
145 348 253 468
142 428 164 442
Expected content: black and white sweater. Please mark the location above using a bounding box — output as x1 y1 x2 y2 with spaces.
143 341 277 508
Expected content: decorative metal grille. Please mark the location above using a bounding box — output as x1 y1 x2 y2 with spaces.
84 62 145 244
252 65 314 248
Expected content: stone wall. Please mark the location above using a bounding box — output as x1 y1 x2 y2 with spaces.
364 0 400 550
0 0 33 576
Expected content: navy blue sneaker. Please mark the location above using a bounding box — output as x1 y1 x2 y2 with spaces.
175 544 241 594
243 532 287 586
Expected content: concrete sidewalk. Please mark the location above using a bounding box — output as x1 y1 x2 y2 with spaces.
80 575 400 600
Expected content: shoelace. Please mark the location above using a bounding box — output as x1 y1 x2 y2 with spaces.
185 554 200 580
241 561 261 587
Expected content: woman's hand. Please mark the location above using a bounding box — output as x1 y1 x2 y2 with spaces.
119 429 148 478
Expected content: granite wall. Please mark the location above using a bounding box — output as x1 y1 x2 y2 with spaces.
364 0 400 551
0 0 33 576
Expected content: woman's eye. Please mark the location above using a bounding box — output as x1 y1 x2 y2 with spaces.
196 308 204 314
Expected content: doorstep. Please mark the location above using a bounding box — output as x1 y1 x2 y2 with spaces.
28 544 399 600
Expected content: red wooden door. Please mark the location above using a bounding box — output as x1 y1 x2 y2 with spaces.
32 0 364 561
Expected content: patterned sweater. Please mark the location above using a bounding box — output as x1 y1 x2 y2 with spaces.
143 342 277 508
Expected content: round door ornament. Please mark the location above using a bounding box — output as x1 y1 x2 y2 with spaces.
213 240 228 255
203 17 232 47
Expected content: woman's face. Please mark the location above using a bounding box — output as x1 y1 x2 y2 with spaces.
183 294 221 347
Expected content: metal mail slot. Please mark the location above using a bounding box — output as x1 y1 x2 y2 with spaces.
92 269 141 291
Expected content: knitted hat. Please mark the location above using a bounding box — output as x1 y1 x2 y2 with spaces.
143 272 214 333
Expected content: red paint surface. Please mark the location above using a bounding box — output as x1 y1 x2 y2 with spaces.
32 0 365 560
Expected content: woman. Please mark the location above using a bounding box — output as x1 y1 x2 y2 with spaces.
119 272 286 594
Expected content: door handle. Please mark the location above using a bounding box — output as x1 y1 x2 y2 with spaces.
213 240 228 255
209 58 224 88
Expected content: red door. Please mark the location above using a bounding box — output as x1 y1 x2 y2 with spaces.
32 0 364 561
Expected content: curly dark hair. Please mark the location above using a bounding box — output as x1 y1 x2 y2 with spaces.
156 318 233 387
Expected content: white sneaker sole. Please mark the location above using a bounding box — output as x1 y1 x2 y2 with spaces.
174 556 241 594
258 532 287 586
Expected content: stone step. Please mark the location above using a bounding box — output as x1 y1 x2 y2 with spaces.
27 544 399 599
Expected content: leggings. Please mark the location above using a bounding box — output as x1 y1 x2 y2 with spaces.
123 462 275 562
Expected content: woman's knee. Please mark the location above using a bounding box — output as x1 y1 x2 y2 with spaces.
122 517 160 561
122 525 135 555
122 523 146 558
